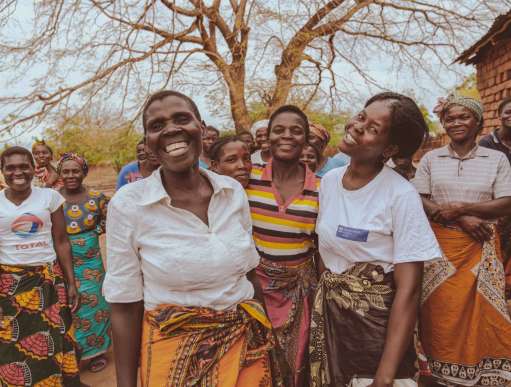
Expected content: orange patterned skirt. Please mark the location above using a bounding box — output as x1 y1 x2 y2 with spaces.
420 223 511 386
140 300 278 387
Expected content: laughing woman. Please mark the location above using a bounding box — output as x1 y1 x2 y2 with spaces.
414 95 511 387
57 153 111 373
0 146 80 386
246 105 319 387
310 92 442 387
210 136 252 188
104 91 277 387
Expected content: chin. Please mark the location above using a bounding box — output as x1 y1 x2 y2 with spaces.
161 159 197 174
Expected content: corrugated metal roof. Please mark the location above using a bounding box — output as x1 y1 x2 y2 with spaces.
456 10 511 65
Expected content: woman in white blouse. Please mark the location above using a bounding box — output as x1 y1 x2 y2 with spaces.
104 91 277 387
310 92 442 387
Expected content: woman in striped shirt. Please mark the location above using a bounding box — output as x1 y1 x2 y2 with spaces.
246 105 320 387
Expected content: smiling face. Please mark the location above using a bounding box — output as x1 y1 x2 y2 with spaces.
300 144 319 171
60 159 84 191
136 143 147 162
442 105 480 144
308 133 326 154
501 101 511 130
255 128 270 152
339 100 396 162
32 144 52 168
144 95 203 173
2 153 34 192
211 140 252 188
269 112 307 161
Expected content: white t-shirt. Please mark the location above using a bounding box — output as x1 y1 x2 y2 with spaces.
317 166 441 273
0 187 65 265
251 150 266 165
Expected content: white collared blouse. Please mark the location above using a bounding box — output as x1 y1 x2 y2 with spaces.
103 168 259 311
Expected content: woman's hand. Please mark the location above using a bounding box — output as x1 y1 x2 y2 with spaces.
457 215 492 243
432 202 465 224
67 283 80 313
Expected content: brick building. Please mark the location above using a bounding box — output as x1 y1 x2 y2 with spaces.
456 10 511 133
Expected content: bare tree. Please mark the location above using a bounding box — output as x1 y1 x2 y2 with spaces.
0 0 509 133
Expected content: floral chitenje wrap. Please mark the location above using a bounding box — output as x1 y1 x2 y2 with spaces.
257 257 317 386
309 263 417 387
0 261 80 386
140 300 282 387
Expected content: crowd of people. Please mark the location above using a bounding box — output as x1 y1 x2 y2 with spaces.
0 90 510 387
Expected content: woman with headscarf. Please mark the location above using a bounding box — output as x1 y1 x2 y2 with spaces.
58 153 111 373
414 94 511 386
250 119 272 165
308 123 349 177
246 105 319 386
310 92 441 387
0 146 80 386
31 140 63 189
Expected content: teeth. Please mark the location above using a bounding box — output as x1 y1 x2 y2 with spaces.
165 142 189 156
344 133 357 145
13 179 25 184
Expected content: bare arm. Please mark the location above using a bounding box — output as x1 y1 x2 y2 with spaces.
51 207 79 312
111 301 144 387
419 195 441 219
458 197 511 219
371 262 422 387
247 269 265 306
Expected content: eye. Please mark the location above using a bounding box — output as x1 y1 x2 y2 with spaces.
150 121 165 131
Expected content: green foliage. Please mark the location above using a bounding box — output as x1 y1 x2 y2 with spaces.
42 116 142 172
454 73 480 100
419 103 442 136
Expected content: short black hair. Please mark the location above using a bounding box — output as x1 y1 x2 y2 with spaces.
206 125 220 136
209 136 247 161
268 105 310 139
142 90 202 132
238 131 254 140
137 138 145 146
1 146 36 169
365 92 427 158
498 97 511 116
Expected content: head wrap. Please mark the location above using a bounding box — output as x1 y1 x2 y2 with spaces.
309 122 330 144
57 153 89 176
250 119 269 136
436 94 483 125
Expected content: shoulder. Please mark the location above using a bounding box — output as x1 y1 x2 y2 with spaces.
110 178 145 213
319 166 345 192
87 188 107 201
34 186 63 201
381 167 417 196
421 146 447 160
119 161 138 174
330 152 350 165
478 132 495 147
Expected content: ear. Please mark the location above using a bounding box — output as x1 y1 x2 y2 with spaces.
210 160 219 172
382 144 399 162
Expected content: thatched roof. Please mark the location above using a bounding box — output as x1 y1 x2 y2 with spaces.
456 10 511 65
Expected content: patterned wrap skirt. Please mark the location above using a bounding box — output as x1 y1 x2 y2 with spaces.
420 223 511 386
256 257 317 387
140 300 280 387
69 230 111 360
309 263 417 387
0 261 80 386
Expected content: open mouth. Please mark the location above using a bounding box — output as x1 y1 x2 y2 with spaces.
165 141 190 157
344 132 357 145
12 178 27 185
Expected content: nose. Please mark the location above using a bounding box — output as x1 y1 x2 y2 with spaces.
235 158 246 169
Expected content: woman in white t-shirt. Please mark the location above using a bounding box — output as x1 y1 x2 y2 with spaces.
0 146 81 386
310 92 442 387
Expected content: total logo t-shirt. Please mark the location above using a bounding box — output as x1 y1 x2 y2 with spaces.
0 187 65 265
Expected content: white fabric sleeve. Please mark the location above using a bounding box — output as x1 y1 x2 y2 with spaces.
103 195 143 303
392 189 442 264
49 189 66 213
493 154 511 198
412 153 432 195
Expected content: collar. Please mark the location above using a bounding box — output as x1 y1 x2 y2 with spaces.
436 144 490 160
260 159 318 191
139 167 234 206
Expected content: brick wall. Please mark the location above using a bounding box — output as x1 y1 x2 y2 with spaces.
476 35 511 133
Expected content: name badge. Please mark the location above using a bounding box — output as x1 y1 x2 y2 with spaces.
336 225 369 242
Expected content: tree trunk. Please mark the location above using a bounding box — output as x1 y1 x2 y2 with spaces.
225 65 251 132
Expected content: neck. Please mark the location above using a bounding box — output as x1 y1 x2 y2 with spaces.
62 185 85 196
272 157 302 181
450 139 476 158
161 166 203 197
499 125 511 141
6 187 32 202
347 158 384 181
139 160 158 177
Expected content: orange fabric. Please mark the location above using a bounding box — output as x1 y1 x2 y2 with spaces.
420 223 511 386
139 311 273 387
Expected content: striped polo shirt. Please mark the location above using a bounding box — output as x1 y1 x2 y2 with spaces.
246 161 320 262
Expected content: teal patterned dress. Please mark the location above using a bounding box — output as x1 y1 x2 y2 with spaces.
63 189 112 360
